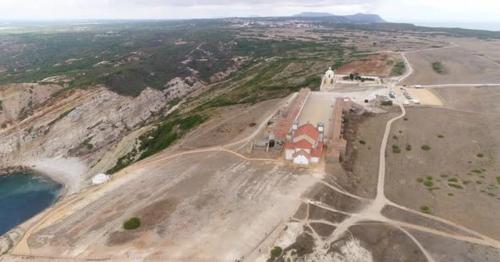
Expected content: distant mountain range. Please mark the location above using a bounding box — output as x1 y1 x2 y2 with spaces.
293 12 385 23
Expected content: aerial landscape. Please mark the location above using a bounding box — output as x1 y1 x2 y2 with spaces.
0 0 500 261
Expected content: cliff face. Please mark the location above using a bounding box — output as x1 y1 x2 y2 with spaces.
0 78 205 187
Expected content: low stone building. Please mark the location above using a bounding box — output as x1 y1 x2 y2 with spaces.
326 97 353 162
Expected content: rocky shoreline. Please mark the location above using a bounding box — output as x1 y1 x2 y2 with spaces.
0 166 31 176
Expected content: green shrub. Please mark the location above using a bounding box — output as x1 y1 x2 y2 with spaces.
420 206 431 214
392 144 401 153
270 246 283 258
405 144 412 151
416 177 424 183
437 134 444 138
448 183 463 189
381 100 393 106
477 153 484 158
359 140 366 145
448 177 458 183
432 62 446 74
496 176 500 185
123 217 141 230
179 114 205 130
423 180 434 187
421 145 431 151
391 61 406 76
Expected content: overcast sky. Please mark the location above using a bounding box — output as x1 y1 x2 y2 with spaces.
1 0 500 27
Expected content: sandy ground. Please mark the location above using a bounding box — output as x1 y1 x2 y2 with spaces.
297 89 389 136
405 88 443 106
27 157 87 195
7 151 317 261
297 92 335 133
349 224 427 261
385 98 500 238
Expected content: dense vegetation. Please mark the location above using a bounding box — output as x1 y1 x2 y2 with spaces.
0 20 243 96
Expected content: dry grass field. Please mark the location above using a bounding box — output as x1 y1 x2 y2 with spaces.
331 109 399 199
384 86 500 239
403 40 500 85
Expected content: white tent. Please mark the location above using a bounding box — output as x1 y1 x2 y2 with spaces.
92 173 110 185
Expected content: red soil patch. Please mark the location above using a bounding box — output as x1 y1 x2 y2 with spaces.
337 54 396 77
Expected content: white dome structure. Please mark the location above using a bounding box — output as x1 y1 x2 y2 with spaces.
92 173 110 185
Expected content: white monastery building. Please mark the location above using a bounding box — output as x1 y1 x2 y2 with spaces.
284 123 324 165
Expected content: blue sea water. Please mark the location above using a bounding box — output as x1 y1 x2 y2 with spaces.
415 22 500 32
0 171 61 235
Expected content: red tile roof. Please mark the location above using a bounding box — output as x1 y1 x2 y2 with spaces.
294 123 319 141
271 89 310 140
293 139 313 149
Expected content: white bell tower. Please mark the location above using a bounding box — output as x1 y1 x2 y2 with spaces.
320 67 335 91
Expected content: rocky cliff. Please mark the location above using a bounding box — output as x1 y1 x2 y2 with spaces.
0 78 206 192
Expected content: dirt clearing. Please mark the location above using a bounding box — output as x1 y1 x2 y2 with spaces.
12 151 317 261
337 53 401 77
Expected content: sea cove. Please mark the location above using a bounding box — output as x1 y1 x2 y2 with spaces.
0 171 61 235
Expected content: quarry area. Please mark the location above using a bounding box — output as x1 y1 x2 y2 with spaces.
1 21 500 262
